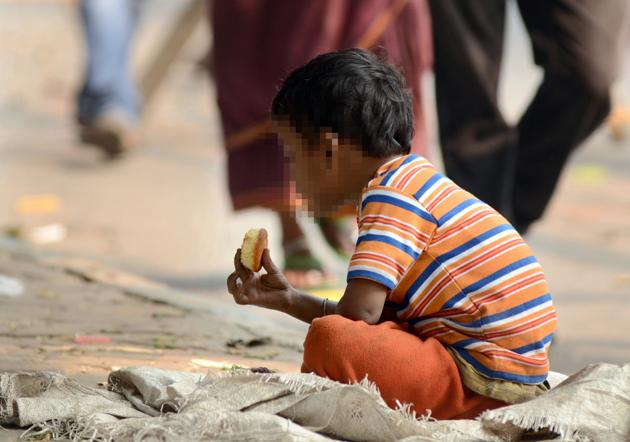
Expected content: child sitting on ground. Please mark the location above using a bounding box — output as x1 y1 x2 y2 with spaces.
227 48 557 420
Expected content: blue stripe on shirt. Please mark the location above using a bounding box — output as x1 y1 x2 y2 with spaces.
413 172 443 200
347 269 396 290
357 234 420 260
452 346 548 384
453 336 554 355
401 260 442 308
437 198 479 225
434 293 552 329
478 293 552 327
511 333 554 355
400 224 513 308
452 338 480 349
438 224 514 263
441 255 539 310
361 194 435 223
381 155 417 185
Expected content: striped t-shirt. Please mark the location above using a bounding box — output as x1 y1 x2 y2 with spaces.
347 154 557 384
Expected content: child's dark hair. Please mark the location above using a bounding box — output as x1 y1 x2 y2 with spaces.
271 48 414 157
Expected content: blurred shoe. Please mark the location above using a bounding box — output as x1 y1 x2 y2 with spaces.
79 112 138 158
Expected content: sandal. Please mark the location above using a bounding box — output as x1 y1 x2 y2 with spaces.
283 238 338 291
315 217 356 261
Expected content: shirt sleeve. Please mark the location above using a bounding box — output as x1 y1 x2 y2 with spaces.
347 186 437 290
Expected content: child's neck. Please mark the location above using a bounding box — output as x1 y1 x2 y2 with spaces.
345 153 403 201
374 154 405 174
367 154 404 181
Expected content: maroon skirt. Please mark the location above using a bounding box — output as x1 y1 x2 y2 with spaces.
211 0 432 210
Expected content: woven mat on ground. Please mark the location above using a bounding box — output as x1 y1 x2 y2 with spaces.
1 363 628 441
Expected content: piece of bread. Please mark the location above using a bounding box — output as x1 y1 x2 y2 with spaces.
240 228 268 272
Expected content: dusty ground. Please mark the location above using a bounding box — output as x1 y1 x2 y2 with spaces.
0 242 304 379
0 242 303 440
0 242 305 438
0 1 629 440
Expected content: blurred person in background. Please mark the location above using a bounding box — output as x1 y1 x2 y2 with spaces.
429 0 629 234
76 0 142 157
211 0 432 288
607 10 630 140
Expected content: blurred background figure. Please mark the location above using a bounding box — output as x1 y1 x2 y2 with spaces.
211 0 432 289
607 11 630 140
429 0 629 234
77 0 142 157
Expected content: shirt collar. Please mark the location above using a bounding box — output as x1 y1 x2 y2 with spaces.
375 154 410 178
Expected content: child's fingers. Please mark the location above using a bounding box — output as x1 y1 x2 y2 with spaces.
226 272 241 295
227 273 250 304
234 249 253 280
261 249 281 274
234 249 241 270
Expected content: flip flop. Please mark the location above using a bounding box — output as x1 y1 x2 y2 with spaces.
283 238 339 291
315 217 356 261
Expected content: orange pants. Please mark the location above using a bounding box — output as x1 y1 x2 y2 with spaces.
302 315 506 420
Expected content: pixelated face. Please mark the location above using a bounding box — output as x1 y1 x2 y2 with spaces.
274 118 351 216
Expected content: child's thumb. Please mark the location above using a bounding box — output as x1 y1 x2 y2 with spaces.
261 249 280 274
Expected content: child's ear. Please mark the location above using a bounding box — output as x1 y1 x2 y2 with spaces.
321 130 339 166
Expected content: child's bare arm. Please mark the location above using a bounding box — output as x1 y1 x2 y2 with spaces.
227 249 387 325
284 279 387 324
336 279 387 324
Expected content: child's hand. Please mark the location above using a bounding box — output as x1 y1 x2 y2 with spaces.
227 249 293 311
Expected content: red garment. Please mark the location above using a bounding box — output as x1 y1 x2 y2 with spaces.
212 0 432 210
302 315 506 420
